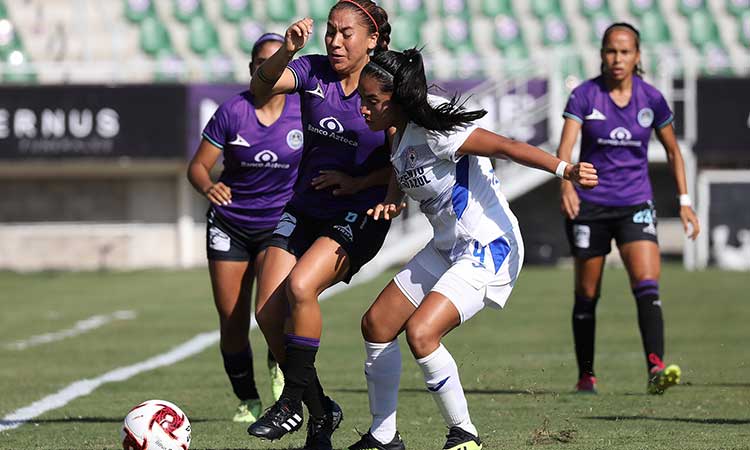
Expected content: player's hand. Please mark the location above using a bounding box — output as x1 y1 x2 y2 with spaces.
285 18 313 54
311 170 363 196
560 180 580 219
566 162 598 190
204 182 232 206
367 202 407 220
680 205 700 240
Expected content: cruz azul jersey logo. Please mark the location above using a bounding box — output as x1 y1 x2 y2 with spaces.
306 115 358 147
597 126 641 147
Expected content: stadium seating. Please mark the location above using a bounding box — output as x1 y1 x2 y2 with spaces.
1 0 748 83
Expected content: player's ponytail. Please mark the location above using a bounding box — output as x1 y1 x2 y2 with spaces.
363 48 486 131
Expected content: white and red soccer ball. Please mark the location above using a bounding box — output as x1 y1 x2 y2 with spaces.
121 399 191 450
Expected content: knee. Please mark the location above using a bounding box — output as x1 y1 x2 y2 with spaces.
405 322 440 358
361 309 391 342
285 271 315 307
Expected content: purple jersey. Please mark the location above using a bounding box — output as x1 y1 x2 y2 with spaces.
563 75 673 207
287 55 389 217
202 91 303 229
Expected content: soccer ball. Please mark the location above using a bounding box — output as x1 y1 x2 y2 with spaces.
121 399 191 450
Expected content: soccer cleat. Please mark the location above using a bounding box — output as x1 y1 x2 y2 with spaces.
233 398 262 423
443 426 482 450
575 373 598 394
304 397 344 450
268 361 285 401
247 397 303 440
648 364 681 395
348 430 406 450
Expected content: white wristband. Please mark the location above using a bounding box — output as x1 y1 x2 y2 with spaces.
555 161 568 179
679 194 692 207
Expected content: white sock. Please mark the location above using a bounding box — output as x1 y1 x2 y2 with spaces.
416 344 477 437
364 340 401 444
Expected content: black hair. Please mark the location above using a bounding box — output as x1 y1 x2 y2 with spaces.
249 32 285 74
600 22 644 76
330 0 391 54
362 48 487 131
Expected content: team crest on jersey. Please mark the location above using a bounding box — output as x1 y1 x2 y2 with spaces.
407 148 418 167
637 107 654 128
287 129 303 150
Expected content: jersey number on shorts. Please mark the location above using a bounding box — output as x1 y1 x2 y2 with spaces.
472 241 486 268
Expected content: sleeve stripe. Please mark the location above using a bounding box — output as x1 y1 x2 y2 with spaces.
563 112 583 123
202 133 224 149
656 115 674 129
287 66 299 91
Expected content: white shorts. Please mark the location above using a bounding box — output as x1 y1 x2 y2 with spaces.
393 229 524 323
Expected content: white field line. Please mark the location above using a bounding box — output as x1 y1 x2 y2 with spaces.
5 310 137 351
0 259 392 433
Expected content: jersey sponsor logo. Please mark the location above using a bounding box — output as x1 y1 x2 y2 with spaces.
397 166 431 189
229 133 250 147
274 212 297 237
333 224 354 242
637 107 654 127
596 127 642 147
305 82 325 99
208 227 231 252
239 149 291 169
306 116 358 147
573 224 591 249
286 129 303 150
319 116 344 133
584 108 606 120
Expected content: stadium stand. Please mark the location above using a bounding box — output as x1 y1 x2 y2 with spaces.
0 0 748 83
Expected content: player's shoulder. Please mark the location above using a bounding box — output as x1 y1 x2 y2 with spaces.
570 76 603 98
216 90 254 116
635 76 666 102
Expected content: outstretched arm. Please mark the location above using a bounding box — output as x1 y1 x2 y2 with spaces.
457 127 598 189
556 118 583 219
655 123 700 239
250 18 314 103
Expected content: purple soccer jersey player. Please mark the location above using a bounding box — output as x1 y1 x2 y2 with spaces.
556 23 699 397
186 33 301 424
563 75 673 207
202 91 303 229
286 54 389 217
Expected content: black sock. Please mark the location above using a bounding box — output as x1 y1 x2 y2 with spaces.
572 294 598 379
267 348 277 369
302 373 327 418
222 345 259 400
633 280 664 372
280 335 320 404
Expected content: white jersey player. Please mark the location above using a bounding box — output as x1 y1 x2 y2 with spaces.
347 48 598 450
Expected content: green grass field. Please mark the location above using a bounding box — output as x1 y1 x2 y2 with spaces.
0 265 748 450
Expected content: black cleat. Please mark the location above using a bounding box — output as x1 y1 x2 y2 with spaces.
348 430 406 450
443 426 482 450
247 397 304 441
304 397 344 450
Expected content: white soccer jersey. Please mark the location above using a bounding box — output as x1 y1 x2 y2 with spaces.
391 112 520 262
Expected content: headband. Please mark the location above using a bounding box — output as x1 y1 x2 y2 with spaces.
252 32 285 55
339 0 379 33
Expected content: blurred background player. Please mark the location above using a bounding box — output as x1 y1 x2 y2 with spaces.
556 23 700 395
351 48 598 450
245 2 393 449
186 32 300 422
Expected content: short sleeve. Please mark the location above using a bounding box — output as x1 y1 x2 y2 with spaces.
563 86 588 124
287 55 315 93
652 92 674 129
425 123 479 162
201 101 234 150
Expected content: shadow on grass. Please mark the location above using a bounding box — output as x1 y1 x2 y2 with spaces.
332 387 557 395
683 382 750 388
584 415 750 425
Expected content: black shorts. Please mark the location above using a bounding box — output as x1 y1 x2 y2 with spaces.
565 200 659 259
206 208 275 261
267 204 391 283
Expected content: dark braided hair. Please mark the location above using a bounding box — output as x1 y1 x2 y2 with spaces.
600 22 644 76
331 0 391 54
362 48 487 131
